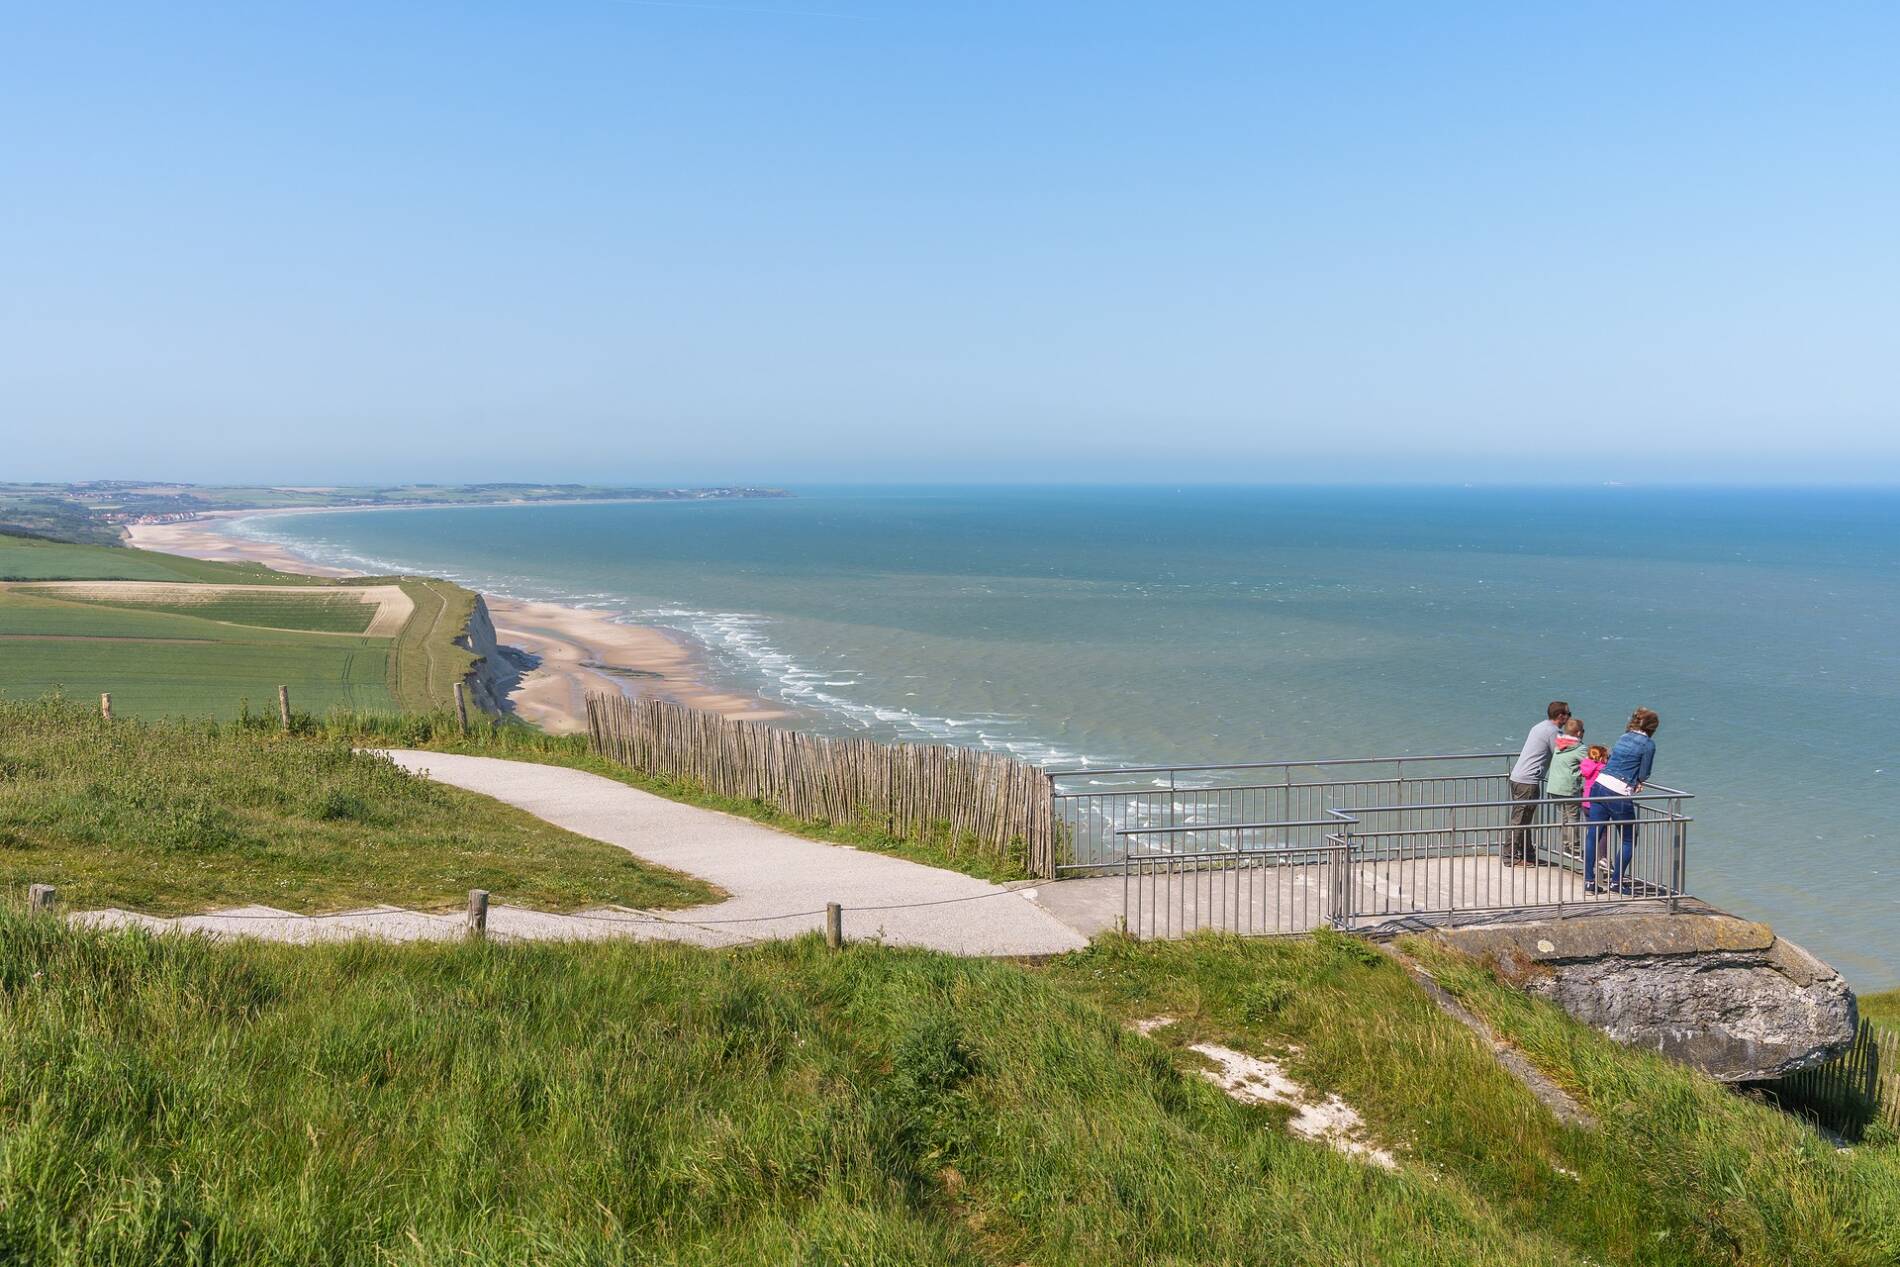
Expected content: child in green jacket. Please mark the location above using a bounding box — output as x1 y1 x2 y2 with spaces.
1545 718 1587 858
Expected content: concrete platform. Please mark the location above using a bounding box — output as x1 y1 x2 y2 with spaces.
1030 851 1674 940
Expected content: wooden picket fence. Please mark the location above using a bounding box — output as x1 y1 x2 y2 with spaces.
1765 1017 1897 1141
584 693 1061 876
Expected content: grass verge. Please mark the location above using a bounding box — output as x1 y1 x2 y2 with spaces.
0 697 715 914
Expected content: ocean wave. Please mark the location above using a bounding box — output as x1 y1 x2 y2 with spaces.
227 517 1109 768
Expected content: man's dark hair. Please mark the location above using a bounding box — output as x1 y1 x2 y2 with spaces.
1547 700 1571 721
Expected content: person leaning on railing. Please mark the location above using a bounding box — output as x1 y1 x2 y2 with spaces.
1584 708 1661 894
1507 700 1571 865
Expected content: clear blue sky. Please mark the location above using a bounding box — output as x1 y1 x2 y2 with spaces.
5 1 1896 484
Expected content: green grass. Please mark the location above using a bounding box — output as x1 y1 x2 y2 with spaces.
321 709 1037 883
0 922 1890 1266
19 586 379 633
0 534 484 718
0 697 715 914
0 533 316 583
1048 932 1900 1267
0 590 397 718
1863 989 1899 1031
385 578 478 712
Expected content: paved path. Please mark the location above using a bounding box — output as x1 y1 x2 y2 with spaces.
79 751 1089 956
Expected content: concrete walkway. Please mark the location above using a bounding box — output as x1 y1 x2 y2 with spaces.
78 751 1090 957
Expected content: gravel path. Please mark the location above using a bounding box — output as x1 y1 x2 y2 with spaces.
78 751 1090 956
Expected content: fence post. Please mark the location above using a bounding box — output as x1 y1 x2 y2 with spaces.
466 889 489 940
278 685 292 730
454 682 470 733
1670 817 1685 913
27 884 56 915
824 902 843 950
99 692 112 722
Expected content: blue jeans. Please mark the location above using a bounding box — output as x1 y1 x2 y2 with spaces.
1585 791 1635 889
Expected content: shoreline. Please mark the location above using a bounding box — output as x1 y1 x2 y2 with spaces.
123 510 792 733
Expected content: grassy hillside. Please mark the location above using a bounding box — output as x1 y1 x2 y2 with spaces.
0 534 480 717
0 534 311 583
0 698 714 913
0 922 1890 1266
385 576 479 712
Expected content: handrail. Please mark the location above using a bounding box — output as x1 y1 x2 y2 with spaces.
1124 844 1347 865
1114 792 1694 840
1046 750 1517 778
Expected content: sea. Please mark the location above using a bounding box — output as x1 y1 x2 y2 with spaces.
233 486 1899 987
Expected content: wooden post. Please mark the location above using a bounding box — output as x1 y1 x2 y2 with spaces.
278 685 292 730
824 902 843 950
99 692 112 722
27 884 56 915
454 681 469 733
467 889 489 939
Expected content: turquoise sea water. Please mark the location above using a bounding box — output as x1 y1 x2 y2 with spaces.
241 487 1899 987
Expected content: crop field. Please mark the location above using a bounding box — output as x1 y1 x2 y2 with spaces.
0 590 396 718
0 534 312 584
15 582 409 635
0 532 480 719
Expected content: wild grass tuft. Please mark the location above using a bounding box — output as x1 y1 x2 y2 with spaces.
0 696 714 914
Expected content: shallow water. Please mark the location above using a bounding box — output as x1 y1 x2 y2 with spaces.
242 486 1900 987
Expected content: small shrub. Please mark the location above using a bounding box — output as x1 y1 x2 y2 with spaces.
307 788 372 823
1239 978 1295 1023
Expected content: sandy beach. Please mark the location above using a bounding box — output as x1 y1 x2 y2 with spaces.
123 511 791 732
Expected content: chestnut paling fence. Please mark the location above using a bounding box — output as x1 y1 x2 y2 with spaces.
1765 1018 1899 1142
583 693 1060 874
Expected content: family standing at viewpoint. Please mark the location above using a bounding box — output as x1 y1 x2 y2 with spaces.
1507 701 1661 894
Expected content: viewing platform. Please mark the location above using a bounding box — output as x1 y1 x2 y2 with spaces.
1041 753 1693 940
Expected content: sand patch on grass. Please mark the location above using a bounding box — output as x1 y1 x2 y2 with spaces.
1133 1017 1398 1169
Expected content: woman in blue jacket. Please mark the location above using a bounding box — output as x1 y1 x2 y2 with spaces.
1584 708 1659 893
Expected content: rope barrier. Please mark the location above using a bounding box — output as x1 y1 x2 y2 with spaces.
68 882 1048 931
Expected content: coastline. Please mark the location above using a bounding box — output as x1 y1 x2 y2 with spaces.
123 511 792 733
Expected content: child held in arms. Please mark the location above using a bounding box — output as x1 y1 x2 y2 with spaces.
1579 744 1610 880
1545 718 1587 858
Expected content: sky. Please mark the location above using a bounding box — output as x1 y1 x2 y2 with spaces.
3 1 1897 485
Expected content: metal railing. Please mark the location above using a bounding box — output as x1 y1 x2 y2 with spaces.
1117 787 1693 939
1048 751 1523 874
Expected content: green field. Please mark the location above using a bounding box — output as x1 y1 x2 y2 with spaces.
0 588 396 718
0 534 313 584
0 697 715 913
0 534 478 718
19 586 379 633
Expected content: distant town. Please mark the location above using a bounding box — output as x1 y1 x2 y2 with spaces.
0 481 792 546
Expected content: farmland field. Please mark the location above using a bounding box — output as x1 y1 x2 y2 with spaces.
0 590 396 717
15 583 403 635
0 534 479 719
0 535 315 584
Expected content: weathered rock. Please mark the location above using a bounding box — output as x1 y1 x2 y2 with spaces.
1435 912 1858 1082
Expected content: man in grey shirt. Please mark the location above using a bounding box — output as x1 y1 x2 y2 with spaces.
1506 700 1570 864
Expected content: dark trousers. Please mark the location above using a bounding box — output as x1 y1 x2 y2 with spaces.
1586 792 1636 889
1506 780 1541 862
